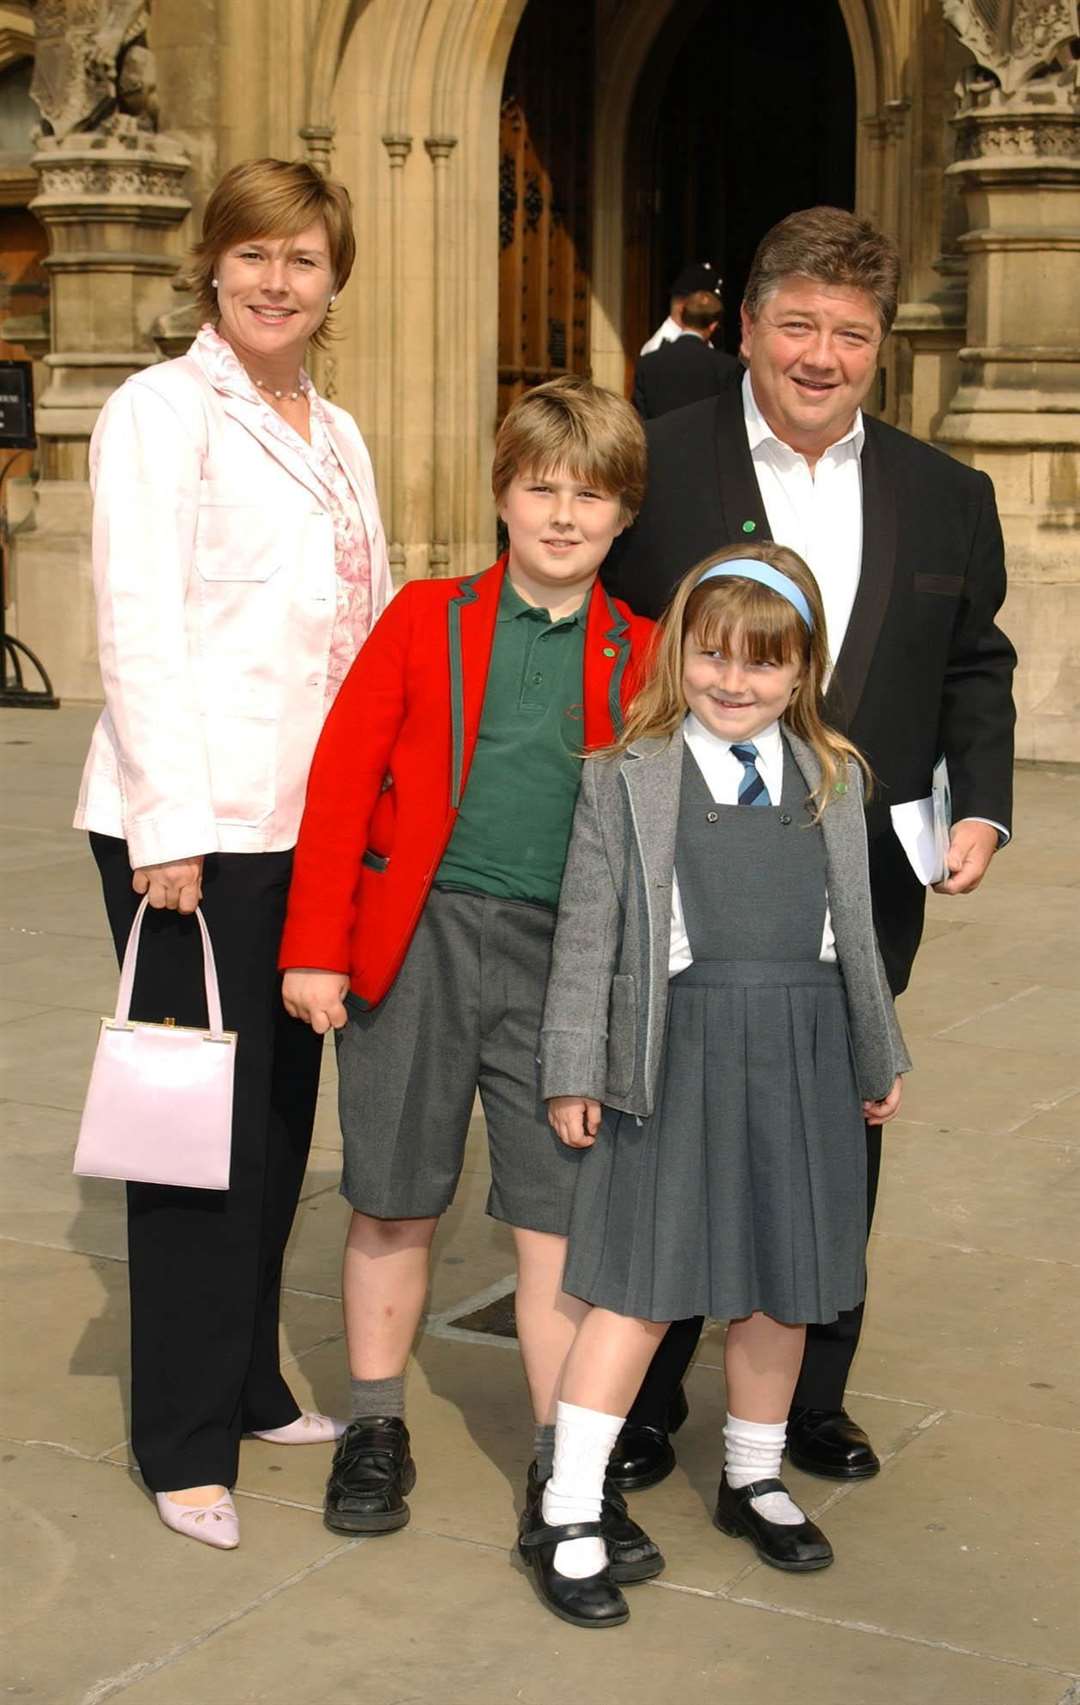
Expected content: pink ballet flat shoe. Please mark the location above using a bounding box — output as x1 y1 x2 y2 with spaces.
155 1491 239 1550
248 1412 347 1445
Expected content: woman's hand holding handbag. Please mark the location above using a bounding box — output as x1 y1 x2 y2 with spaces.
73 896 236 1190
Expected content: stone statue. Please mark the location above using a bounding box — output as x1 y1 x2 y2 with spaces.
942 0 1079 94
30 0 158 139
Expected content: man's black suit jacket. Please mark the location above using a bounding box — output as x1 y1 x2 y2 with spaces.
603 376 1017 995
631 337 742 420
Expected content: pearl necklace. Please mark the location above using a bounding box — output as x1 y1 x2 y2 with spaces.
254 375 302 402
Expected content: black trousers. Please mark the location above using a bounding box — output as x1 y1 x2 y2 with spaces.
627 1121 884 1426
92 835 324 1491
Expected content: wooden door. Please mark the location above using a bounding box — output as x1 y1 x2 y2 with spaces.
497 0 593 424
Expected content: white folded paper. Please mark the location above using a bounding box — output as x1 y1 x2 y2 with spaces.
890 757 952 886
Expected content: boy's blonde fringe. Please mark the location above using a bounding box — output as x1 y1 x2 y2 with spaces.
611 543 872 822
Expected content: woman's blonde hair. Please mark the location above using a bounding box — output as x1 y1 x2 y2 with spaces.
183 158 356 349
492 375 647 527
616 541 871 819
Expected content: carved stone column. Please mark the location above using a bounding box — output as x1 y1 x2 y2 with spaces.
10 1 192 701
936 1 1080 761
424 133 457 579
382 133 412 580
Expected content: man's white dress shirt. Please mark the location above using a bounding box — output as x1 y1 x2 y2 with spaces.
742 372 863 678
739 372 1006 853
670 714 835 975
640 315 682 357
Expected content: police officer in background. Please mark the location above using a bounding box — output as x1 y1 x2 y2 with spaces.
632 289 741 420
639 260 721 355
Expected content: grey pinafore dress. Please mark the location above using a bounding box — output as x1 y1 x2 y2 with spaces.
561 736 868 1326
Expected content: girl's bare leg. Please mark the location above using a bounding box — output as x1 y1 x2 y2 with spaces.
511 1228 590 1422
724 1311 805 1421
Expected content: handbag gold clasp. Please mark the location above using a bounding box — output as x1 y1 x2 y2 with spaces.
163 1016 176 1027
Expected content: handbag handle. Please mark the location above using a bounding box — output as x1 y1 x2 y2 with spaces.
113 896 226 1039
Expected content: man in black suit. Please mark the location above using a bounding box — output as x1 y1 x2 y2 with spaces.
603 206 1016 1491
631 291 741 419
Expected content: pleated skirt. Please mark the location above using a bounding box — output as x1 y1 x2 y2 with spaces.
561 959 868 1326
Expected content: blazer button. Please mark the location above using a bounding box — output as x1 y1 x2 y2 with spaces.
779 812 792 826
706 810 719 824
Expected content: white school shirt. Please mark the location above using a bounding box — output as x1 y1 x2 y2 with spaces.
669 714 836 975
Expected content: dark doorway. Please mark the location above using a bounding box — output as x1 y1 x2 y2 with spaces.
625 0 856 371
496 0 594 424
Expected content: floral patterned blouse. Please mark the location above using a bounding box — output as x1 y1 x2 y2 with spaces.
196 324 374 709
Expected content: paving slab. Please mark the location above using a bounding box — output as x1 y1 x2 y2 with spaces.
86 1527 1072 1705
873 1120 1080 1264
742 1410 1080 1673
897 1035 1080 1135
1 1443 351 1705
850 1235 1080 1429
0 1098 126 1260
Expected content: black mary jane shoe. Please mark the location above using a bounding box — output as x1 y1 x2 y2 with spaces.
518 1504 630 1629
787 1406 880 1481
324 1416 417 1535
713 1473 834 1572
523 1461 664 1584
606 1384 690 1493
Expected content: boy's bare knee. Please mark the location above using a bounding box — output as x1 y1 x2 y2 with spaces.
348 1209 438 1250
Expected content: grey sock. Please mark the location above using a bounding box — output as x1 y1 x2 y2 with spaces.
533 1422 556 1479
350 1374 405 1422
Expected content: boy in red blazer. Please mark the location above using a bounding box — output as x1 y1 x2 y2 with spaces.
280 378 659 1579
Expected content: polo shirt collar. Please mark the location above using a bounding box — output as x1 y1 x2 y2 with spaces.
742 369 864 459
498 571 588 627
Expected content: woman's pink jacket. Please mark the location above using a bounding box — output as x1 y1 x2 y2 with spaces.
74 344 392 867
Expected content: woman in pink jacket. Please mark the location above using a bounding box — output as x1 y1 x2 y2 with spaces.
74 158 392 1549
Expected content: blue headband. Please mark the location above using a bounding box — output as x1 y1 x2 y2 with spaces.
697 559 814 630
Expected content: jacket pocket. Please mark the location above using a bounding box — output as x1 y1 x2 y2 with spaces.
204 714 277 826
361 848 389 872
605 974 637 1096
194 492 287 583
914 572 963 597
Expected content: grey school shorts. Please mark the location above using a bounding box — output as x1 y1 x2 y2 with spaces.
334 887 581 1234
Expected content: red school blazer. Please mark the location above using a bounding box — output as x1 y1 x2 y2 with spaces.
279 556 656 1006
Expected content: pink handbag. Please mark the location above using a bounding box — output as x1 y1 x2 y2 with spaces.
73 897 236 1190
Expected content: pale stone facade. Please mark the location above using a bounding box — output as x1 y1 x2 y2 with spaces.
4 0 1078 757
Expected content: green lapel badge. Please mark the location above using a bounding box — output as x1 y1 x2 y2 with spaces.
602 645 617 658
742 519 756 534
834 780 848 795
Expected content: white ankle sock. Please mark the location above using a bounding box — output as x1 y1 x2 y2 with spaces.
541 1401 624 1578
722 1413 805 1525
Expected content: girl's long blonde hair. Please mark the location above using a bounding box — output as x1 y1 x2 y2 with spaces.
616 542 871 820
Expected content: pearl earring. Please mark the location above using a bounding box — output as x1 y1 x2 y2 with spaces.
212 277 219 288
329 293 336 304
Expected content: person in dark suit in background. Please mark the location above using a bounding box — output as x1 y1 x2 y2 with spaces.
632 290 741 420
639 260 721 355
603 205 1017 1494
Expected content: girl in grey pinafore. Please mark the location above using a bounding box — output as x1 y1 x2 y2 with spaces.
524 549 910 1620
562 737 868 1326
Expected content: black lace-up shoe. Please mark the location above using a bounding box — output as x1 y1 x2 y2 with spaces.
523 1461 664 1583
324 1416 416 1535
713 1472 834 1571
606 1383 690 1491
518 1503 629 1628
787 1406 880 1480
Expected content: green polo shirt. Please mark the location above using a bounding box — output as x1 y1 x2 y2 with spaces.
435 577 588 908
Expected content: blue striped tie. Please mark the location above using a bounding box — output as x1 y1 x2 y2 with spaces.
730 741 770 807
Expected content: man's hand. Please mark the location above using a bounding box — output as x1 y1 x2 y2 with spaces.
132 856 204 914
933 819 1000 896
547 1095 603 1148
863 1076 903 1127
282 968 351 1034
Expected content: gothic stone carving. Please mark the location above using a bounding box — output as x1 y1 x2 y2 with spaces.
942 0 1079 96
31 0 158 139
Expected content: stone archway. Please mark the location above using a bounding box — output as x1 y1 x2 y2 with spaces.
589 0 903 397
